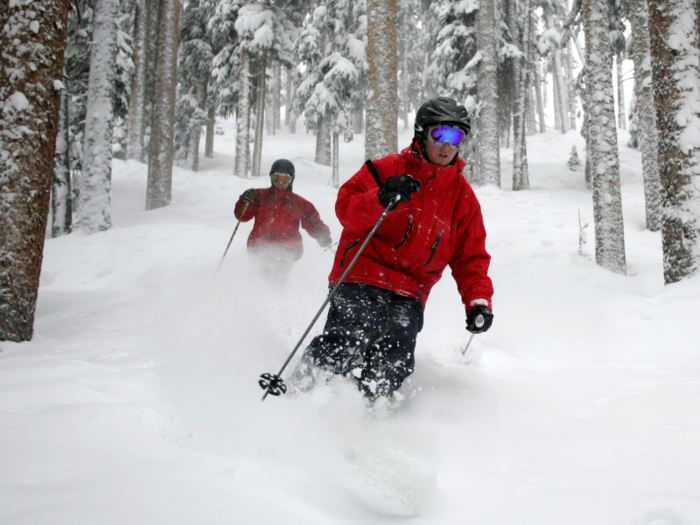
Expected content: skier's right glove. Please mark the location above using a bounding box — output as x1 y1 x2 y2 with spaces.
466 305 493 334
241 189 257 205
378 175 421 209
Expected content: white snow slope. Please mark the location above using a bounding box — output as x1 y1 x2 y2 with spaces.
1 121 699 525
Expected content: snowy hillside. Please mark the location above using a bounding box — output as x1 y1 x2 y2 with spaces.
1 122 699 524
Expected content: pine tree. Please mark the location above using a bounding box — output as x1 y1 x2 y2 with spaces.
583 0 626 274
0 0 71 341
294 0 366 166
174 0 214 171
75 0 120 233
512 0 531 191
146 0 181 210
125 0 151 162
366 0 398 159
476 0 500 186
52 91 72 237
647 0 700 283
430 0 479 102
629 0 661 231
540 0 570 133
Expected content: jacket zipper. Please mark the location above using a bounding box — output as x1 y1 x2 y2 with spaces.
340 239 361 269
393 217 413 251
424 233 442 267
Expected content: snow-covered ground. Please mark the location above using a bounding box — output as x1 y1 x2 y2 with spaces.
1 120 699 524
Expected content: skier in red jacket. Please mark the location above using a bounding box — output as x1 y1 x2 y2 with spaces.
291 97 494 403
234 159 332 280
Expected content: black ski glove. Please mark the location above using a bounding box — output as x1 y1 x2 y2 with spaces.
466 305 493 334
241 189 257 205
378 175 421 209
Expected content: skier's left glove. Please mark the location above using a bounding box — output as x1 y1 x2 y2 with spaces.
466 305 493 334
317 233 332 248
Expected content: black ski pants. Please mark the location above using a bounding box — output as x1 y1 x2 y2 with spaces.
303 283 424 399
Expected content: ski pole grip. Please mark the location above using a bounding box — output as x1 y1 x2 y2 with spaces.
475 314 484 328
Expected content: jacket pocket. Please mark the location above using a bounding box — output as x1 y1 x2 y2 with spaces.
393 217 413 251
424 233 442 268
340 238 361 269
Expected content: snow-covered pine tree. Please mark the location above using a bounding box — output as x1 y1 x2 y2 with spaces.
647 0 700 283
75 0 119 233
629 0 661 231
174 0 214 171
476 0 501 186
0 0 71 341
365 0 398 159
583 0 626 274
231 0 300 175
568 145 581 171
146 0 181 210
431 0 479 102
294 0 365 167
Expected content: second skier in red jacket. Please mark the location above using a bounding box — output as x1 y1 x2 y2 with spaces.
291 97 494 404
234 159 332 281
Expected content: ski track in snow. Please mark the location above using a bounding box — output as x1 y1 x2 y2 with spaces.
1 120 699 524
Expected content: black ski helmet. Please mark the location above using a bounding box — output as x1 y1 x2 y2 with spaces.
269 159 295 190
414 97 471 143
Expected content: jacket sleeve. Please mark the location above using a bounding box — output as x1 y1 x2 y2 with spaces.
449 183 494 314
234 195 257 221
336 161 393 232
298 198 331 239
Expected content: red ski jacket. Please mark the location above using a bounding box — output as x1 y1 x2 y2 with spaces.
234 187 331 258
328 140 493 313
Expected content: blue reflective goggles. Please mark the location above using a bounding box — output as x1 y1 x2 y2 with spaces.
428 126 467 149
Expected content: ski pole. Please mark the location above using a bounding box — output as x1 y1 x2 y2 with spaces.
461 314 484 359
259 194 402 401
215 203 249 276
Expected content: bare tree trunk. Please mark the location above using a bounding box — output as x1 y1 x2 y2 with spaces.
534 68 546 133
252 61 266 177
205 104 215 158
284 65 297 133
52 91 73 238
583 0 627 274
629 0 662 231
126 0 150 161
365 0 398 160
354 106 364 134
565 42 578 131
146 0 181 210
316 117 332 166
332 132 340 188
512 0 531 191
477 0 501 187
0 0 70 341
235 48 251 177
76 0 119 232
546 12 570 133
648 0 700 283
616 54 627 129
272 59 281 132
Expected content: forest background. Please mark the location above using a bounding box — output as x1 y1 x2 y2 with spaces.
1 0 700 377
